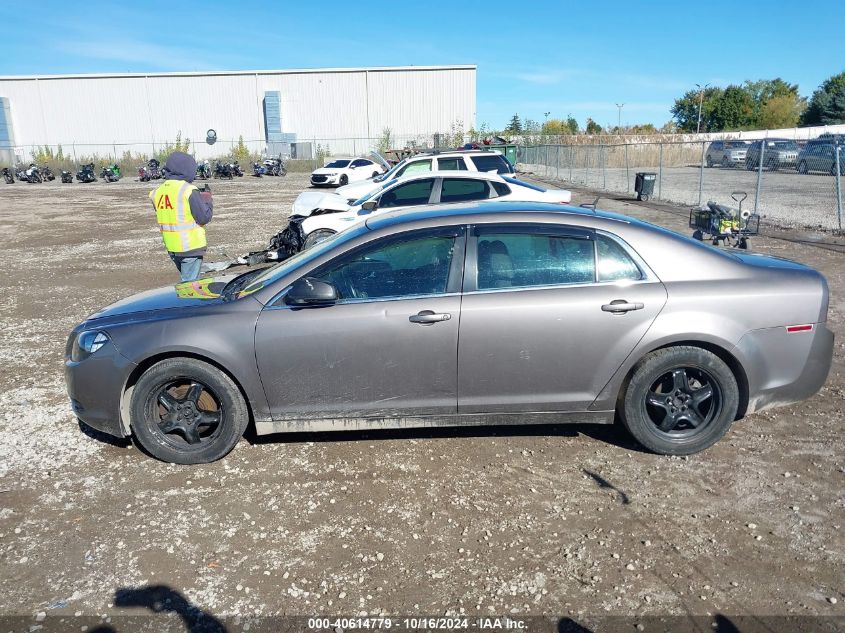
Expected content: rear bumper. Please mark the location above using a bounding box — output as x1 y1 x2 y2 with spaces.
736 323 834 414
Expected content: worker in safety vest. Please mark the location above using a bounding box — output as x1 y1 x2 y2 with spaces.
149 152 213 282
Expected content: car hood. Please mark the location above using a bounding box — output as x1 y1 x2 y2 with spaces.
292 191 354 216
87 274 243 321
312 167 343 175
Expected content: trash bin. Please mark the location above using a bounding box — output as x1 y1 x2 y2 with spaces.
634 172 656 201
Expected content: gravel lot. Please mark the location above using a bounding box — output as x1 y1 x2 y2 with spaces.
0 173 843 630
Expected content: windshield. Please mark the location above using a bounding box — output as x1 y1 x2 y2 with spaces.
240 225 367 296
352 179 397 206
325 159 351 168
502 176 546 192
771 141 798 150
373 159 406 182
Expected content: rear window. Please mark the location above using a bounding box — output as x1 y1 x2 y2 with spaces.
470 155 513 174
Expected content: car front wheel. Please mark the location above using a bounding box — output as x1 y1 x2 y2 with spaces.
620 346 739 455
130 358 249 464
339 174 349 186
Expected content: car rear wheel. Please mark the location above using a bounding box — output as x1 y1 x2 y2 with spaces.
706 156 713 168
130 358 249 464
620 346 739 455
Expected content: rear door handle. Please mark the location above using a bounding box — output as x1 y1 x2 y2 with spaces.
601 300 644 314
409 310 451 324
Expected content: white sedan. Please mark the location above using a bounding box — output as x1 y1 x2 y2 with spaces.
292 171 572 249
310 155 387 187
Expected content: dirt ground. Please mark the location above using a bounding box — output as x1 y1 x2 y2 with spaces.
0 172 843 630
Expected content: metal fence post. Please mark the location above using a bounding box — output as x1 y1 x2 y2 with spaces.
657 142 663 201
697 141 706 206
556 145 560 181
602 145 607 190
569 145 573 182
836 146 843 231
586 146 591 187
754 142 765 214
625 143 630 193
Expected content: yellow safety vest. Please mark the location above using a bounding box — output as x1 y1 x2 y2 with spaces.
150 179 207 253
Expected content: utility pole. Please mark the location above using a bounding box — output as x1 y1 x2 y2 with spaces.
615 103 624 132
695 83 710 134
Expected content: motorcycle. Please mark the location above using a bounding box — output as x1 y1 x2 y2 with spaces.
214 161 232 179
2 167 13 184
101 163 121 182
196 160 212 179
147 158 162 180
252 161 268 177
14 167 27 181
230 161 244 177
60 170 74 183
76 163 97 183
24 164 43 183
263 156 287 176
41 165 55 181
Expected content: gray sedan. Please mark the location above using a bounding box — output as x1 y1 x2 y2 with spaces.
65 202 833 464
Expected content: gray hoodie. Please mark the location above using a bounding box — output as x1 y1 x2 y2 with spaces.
161 152 213 256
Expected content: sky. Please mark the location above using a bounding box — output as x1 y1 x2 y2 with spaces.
3 0 844 131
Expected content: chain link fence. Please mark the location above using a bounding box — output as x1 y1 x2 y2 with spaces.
519 140 844 231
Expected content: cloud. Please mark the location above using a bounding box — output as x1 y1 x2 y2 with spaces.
54 39 220 72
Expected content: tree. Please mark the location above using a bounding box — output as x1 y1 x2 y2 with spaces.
541 116 578 136
565 114 579 134
671 86 724 132
801 71 845 125
505 113 522 134
585 118 603 135
710 85 755 131
759 94 804 129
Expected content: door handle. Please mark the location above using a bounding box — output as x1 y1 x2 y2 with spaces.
601 299 644 314
409 310 451 324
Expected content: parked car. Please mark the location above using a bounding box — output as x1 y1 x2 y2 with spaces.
705 140 751 168
797 144 845 175
804 133 845 151
337 148 516 201
310 154 389 187
65 201 833 464
292 171 572 249
745 139 799 171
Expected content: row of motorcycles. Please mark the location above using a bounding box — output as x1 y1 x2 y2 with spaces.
2 163 122 184
4 155 288 185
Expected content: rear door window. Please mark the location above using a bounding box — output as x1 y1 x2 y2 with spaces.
470 155 512 174
436 157 468 171
439 178 491 204
475 229 596 290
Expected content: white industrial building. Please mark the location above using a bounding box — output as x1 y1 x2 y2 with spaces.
0 65 476 162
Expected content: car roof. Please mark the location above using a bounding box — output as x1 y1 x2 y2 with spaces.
386 170 511 185
412 148 504 158
364 200 636 232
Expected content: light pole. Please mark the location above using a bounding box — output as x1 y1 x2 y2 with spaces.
695 83 710 134
615 103 624 132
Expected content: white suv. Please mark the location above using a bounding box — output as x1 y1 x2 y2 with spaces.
335 149 515 200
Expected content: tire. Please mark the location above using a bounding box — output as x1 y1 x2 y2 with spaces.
371 171 379 178
721 157 730 168
798 161 808 175
339 174 349 186
130 358 249 464
706 156 713 168
692 229 703 241
302 229 337 249
745 160 755 171
620 346 739 455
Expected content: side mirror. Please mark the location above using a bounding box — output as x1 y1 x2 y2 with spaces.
358 200 378 215
349 165 356 170
285 277 338 306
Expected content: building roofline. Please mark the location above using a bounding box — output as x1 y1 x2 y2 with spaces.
0 64 477 82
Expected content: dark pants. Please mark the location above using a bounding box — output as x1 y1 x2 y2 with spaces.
169 253 203 282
